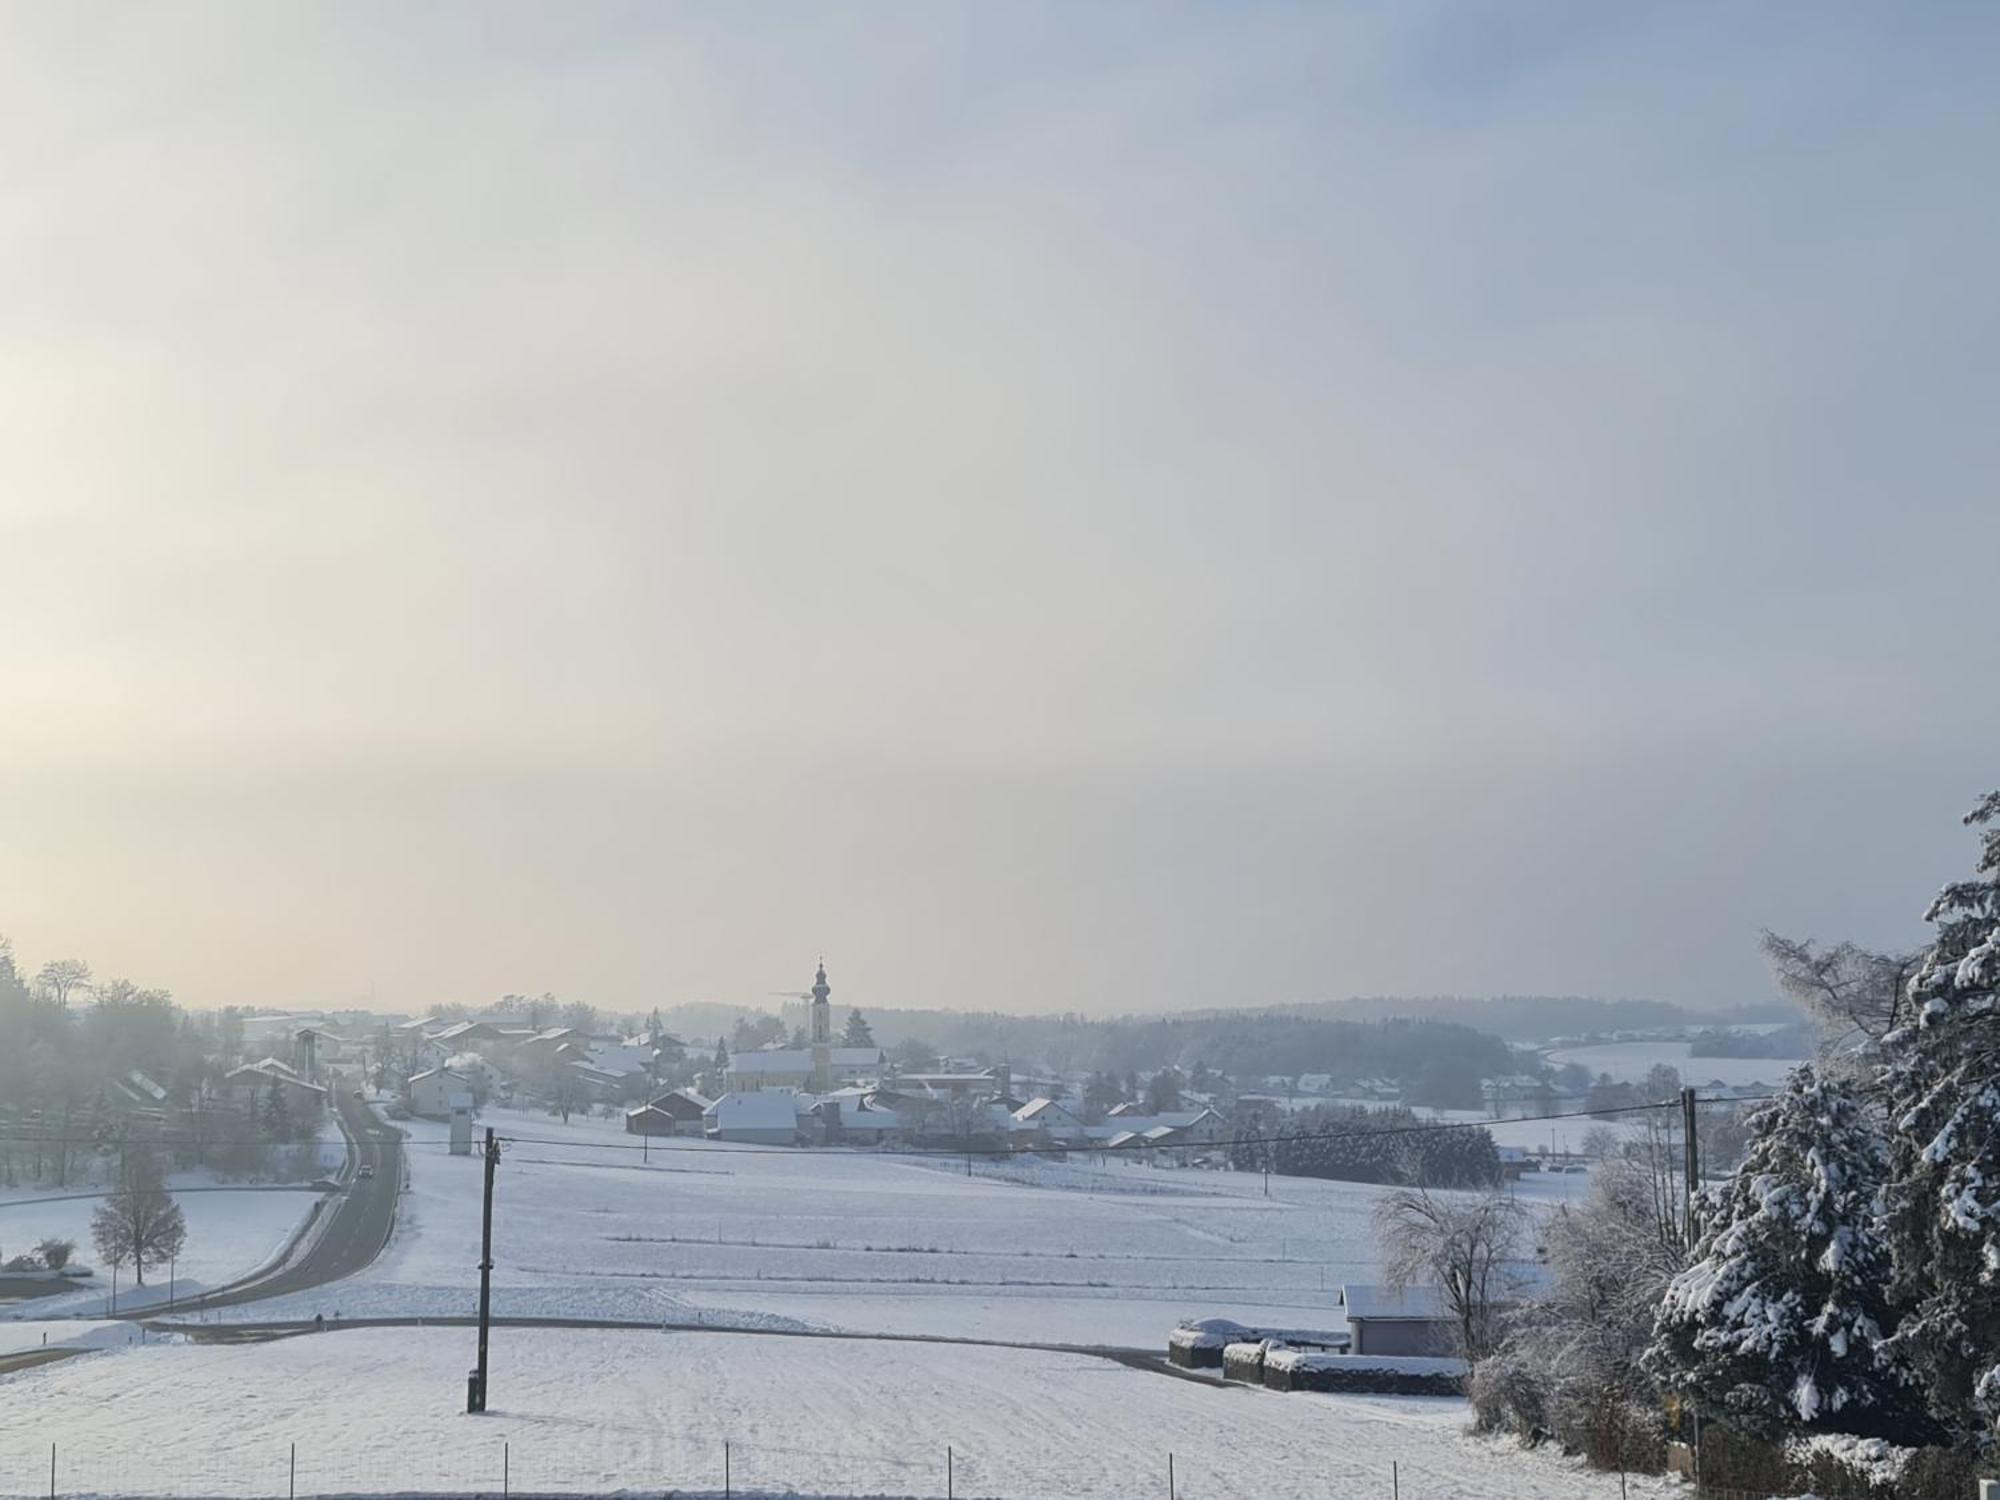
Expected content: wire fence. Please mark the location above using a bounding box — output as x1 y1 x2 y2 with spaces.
0 1438 1676 1500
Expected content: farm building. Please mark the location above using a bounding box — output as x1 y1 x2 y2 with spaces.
625 1088 712 1137
704 1091 802 1146
1337 1283 1458 1358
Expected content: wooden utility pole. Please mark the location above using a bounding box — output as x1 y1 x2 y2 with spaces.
469 1127 498 1412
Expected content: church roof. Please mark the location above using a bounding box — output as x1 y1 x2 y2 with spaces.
728 1047 884 1073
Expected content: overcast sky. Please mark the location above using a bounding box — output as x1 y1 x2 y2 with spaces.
2 2 1995 1018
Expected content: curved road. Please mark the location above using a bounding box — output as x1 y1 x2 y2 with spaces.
148 1084 404 1315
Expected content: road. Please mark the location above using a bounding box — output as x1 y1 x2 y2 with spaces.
148 1084 404 1315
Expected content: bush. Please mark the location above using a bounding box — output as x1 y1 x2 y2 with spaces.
35 1237 75 1270
1469 1347 1548 1442
1892 1442 1989 1500
1694 1422 1791 1497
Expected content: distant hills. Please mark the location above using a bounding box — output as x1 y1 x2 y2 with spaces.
1264 994 1798 1042
656 992 1796 1077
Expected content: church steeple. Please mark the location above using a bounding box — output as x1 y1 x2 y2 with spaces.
809 958 832 1091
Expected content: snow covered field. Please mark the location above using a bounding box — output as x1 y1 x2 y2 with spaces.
0 1186 325 1318
0 1325 1668 1500
225 1106 1488 1344
0 1105 1631 1498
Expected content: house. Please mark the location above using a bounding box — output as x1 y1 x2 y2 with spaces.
1012 1097 1090 1145
795 1087 907 1145
444 1052 504 1101
1338 1283 1460 1358
891 1068 1005 1100
428 1019 504 1050
109 1070 170 1110
1347 1077 1404 1103
626 1089 712 1137
565 1060 628 1103
1482 1075 1556 1117
1087 1107 1228 1147
725 1046 886 1093
221 1057 327 1118
705 1091 802 1146
409 1067 476 1120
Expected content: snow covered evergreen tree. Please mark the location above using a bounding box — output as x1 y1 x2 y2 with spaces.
1649 1064 1925 1441
1881 790 2000 1436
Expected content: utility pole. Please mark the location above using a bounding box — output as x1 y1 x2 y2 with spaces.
1680 1087 1700 1251
1680 1086 1704 1494
468 1127 499 1413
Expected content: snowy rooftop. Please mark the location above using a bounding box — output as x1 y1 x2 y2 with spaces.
1338 1283 1453 1321
729 1047 884 1073
706 1091 804 1129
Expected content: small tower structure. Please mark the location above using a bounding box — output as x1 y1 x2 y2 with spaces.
809 960 832 1094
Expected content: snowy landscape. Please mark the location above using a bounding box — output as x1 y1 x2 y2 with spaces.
0 1102 1627 1500
6 5 1999 1495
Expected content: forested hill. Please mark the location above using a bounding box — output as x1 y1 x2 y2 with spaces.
1270 994 1796 1039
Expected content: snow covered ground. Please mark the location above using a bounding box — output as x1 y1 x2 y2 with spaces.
0 1186 326 1318
221 1106 1575 1344
0 1324 1670 1500
0 1106 1638 1498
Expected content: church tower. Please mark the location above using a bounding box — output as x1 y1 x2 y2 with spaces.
809 959 832 1094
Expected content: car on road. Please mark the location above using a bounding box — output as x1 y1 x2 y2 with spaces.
357 1164 375 1179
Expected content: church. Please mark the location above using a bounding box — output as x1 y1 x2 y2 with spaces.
724 962 887 1093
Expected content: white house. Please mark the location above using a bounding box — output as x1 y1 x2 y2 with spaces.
1086 1107 1228 1147
704 1091 802 1145
1011 1098 1091 1145
221 1057 326 1119
409 1067 476 1120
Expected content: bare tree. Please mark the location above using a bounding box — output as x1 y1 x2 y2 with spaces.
1373 1186 1531 1360
34 958 91 1010
90 1155 187 1285
1579 1125 1623 1163
1474 1158 1688 1463
1759 930 1913 1045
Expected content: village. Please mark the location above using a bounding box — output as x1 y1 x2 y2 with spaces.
209 963 1786 1174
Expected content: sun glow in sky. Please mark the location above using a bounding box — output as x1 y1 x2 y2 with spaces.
2 2 1995 1015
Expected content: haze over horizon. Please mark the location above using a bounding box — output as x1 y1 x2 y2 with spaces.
3 3 1996 1018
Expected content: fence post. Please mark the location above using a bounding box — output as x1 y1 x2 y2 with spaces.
289 1442 295 1500
948 1445 954 1500
48 1442 54 1500
1168 1451 1175 1500
724 1440 731 1498
503 1441 509 1500
1392 1460 1399 1500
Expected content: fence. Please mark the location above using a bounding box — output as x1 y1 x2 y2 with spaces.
1 1440 1662 1500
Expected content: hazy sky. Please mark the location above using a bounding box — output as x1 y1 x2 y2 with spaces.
3 2 1996 1018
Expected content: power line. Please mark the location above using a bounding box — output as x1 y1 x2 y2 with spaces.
491 1094 1770 1163
0 1095 1773 1167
